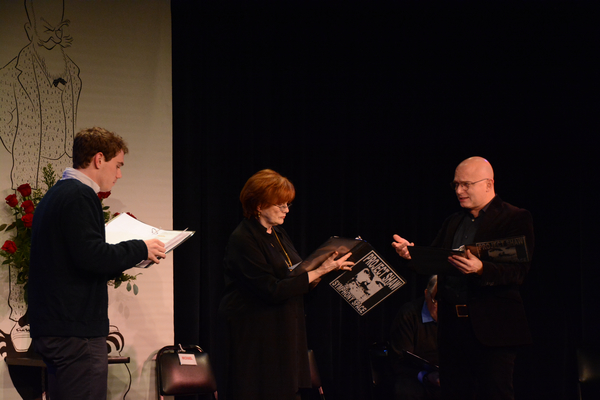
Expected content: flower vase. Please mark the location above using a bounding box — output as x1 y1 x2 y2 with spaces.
8 265 31 353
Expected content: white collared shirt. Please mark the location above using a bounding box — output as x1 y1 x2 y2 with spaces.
61 167 101 194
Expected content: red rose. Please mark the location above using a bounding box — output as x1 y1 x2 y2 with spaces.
97 191 111 200
21 200 35 214
126 212 137 219
17 184 32 198
21 213 34 228
2 240 17 254
5 194 18 207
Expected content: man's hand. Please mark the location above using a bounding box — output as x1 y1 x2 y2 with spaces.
448 249 483 275
144 238 166 264
424 371 440 387
392 234 414 259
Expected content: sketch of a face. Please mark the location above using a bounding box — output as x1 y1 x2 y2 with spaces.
355 268 374 285
25 0 72 80
0 0 81 189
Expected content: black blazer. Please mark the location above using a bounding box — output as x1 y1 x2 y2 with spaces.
432 196 534 347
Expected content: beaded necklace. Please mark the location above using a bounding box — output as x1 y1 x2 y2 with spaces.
272 229 293 271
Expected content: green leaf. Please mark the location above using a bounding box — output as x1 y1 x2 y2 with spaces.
133 284 139 295
127 282 132 292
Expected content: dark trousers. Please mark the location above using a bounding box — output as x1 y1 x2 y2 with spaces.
394 374 442 400
438 305 517 400
33 336 108 400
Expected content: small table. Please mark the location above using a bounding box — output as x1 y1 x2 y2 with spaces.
5 355 130 367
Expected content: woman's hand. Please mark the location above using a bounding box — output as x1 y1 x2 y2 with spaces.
308 251 354 283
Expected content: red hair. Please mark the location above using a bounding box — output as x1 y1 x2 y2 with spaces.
240 169 295 219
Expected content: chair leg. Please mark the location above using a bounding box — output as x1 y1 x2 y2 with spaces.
318 386 325 400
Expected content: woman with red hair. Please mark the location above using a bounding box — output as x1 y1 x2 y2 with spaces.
217 169 353 400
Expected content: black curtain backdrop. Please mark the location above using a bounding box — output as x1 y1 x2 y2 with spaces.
172 1 598 399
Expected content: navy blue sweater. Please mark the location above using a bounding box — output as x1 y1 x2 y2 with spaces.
29 179 147 338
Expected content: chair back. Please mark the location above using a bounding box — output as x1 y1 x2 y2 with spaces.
308 349 325 400
369 341 391 386
156 344 217 399
577 345 600 399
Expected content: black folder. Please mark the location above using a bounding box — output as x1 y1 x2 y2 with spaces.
290 236 366 276
406 235 530 275
406 246 462 276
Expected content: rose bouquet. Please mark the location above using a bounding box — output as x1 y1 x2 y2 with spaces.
1 165 141 303
0 183 38 296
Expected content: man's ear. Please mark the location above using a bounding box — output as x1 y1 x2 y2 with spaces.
92 152 104 169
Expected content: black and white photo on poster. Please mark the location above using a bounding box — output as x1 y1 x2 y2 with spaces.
330 249 406 316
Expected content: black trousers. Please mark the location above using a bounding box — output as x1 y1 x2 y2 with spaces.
33 336 108 400
394 373 442 400
437 305 517 400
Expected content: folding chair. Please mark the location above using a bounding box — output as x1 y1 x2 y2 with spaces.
577 345 600 400
156 344 217 400
308 349 325 400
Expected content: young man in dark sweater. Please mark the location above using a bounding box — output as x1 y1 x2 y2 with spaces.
29 127 166 400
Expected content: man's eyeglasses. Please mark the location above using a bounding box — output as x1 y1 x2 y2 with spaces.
450 178 490 190
275 203 292 211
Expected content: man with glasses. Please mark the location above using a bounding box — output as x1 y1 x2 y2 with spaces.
392 156 534 400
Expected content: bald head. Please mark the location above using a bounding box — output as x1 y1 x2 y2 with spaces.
453 156 495 217
456 156 494 180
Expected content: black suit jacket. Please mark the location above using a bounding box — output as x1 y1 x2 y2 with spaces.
432 196 534 347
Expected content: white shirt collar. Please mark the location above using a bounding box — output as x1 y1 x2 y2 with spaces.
61 167 101 193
